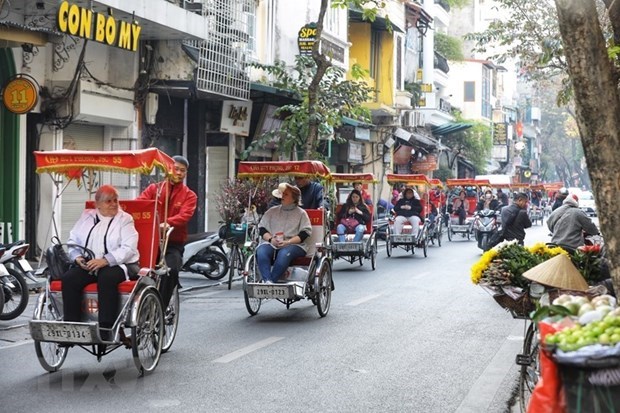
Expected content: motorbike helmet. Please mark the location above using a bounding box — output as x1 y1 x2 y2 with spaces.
559 187 569 196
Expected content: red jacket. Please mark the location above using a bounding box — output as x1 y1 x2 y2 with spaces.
138 181 197 244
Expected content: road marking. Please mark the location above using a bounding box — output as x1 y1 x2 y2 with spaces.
411 271 431 280
0 339 33 350
213 336 284 363
346 293 382 306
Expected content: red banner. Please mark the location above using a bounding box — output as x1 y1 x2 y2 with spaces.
386 173 430 186
237 161 331 179
331 173 376 183
34 148 175 178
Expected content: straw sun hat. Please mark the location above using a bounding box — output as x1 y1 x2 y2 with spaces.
272 182 299 198
522 253 588 292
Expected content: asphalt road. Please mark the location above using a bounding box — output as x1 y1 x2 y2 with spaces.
0 221 560 412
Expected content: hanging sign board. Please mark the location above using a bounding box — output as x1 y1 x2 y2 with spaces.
220 100 253 136
2 75 38 114
298 23 317 56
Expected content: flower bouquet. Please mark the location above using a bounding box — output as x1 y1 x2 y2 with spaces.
471 240 568 318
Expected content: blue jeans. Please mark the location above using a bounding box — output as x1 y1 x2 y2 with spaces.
336 223 365 242
256 243 306 283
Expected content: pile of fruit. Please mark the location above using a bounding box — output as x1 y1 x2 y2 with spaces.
545 294 620 352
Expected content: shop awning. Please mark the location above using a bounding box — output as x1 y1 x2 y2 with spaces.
431 122 473 136
349 9 404 33
342 116 373 129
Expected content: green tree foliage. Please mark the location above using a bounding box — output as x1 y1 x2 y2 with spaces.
434 33 464 61
440 114 492 174
243 57 373 160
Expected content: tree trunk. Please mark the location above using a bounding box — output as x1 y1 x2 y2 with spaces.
554 0 620 293
304 0 332 159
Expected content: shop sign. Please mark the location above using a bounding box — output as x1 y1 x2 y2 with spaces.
220 100 253 136
298 23 317 56
57 0 141 51
493 122 507 145
411 154 438 172
348 141 363 164
2 75 38 114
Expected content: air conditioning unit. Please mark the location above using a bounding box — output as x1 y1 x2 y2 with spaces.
402 111 415 127
414 112 426 127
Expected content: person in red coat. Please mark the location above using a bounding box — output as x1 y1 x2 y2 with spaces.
137 155 197 307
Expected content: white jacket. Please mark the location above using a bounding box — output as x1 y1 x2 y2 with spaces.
67 208 140 278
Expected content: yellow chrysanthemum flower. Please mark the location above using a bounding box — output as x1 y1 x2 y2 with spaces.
470 248 499 284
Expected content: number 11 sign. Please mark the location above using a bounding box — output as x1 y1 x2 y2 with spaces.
2 75 38 114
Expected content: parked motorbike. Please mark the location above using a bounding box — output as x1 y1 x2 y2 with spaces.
473 209 500 252
0 240 38 320
181 232 229 280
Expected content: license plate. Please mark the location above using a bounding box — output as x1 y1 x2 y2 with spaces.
39 324 93 343
0 264 8 276
335 243 361 252
18 258 33 272
392 235 413 243
252 284 289 299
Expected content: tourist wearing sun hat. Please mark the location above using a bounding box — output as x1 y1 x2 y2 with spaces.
547 193 599 253
257 183 312 283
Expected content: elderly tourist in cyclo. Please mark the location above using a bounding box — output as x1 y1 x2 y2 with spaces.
62 185 140 341
257 183 312 283
336 189 371 242
392 187 423 238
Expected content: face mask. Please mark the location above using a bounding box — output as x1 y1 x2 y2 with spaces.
485 194 492 200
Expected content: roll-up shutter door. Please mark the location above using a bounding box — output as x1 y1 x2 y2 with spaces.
206 147 228 232
60 124 104 241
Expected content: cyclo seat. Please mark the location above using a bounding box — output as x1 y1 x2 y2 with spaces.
290 208 324 267
49 199 158 295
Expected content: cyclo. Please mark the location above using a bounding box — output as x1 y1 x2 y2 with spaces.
330 173 378 270
445 178 488 241
385 173 432 258
29 149 180 375
427 178 445 247
236 161 333 317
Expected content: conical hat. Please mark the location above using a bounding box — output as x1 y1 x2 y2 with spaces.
522 254 588 292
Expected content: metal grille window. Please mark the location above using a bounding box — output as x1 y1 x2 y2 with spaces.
196 0 255 100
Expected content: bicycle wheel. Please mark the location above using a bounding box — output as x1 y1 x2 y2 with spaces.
132 289 164 376
0 268 29 320
34 296 67 372
161 286 179 353
518 323 539 413
436 220 443 247
227 246 238 290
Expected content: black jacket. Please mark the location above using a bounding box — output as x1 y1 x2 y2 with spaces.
394 197 423 218
501 204 531 243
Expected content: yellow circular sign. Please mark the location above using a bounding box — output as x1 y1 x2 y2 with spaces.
524 170 532 178
2 77 38 114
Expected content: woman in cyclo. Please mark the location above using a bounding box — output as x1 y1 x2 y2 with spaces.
257 183 312 284
336 189 371 242
393 187 423 237
61 185 140 342
452 189 470 225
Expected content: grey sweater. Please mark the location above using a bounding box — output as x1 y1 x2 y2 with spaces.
547 204 599 250
259 204 312 253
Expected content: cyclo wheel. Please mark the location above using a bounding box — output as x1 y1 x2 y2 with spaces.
436 219 443 247
0 267 29 320
161 285 180 353
370 233 377 271
447 221 453 241
132 289 164 376
315 261 332 317
243 255 261 316
386 227 392 257
34 295 68 372
519 323 539 413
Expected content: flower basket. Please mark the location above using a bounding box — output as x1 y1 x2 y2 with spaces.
480 284 537 319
